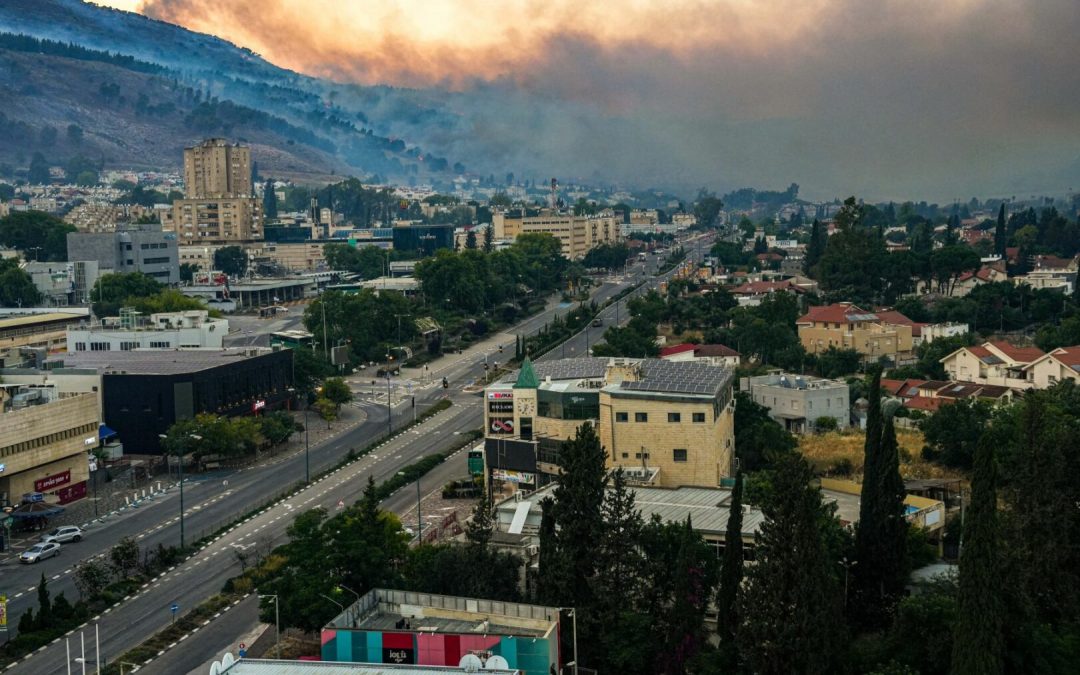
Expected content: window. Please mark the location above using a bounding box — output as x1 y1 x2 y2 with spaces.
119 341 138 351
634 412 648 422
673 449 688 462
150 341 170 348
667 412 681 423
621 452 629 459
692 412 706 423
74 342 86 351
140 243 150 250
615 412 628 423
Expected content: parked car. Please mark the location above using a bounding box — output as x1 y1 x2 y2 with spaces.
20 541 61 564
41 525 83 544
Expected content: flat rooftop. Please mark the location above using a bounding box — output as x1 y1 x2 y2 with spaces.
328 589 559 640
0 312 85 330
48 348 278 375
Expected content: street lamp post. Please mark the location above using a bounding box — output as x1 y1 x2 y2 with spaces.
336 584 360 624
159 432 200 548
398 470 422 542
259 593 281 658
559 608 579 675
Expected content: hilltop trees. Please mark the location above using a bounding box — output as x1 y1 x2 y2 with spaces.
0 210 77 261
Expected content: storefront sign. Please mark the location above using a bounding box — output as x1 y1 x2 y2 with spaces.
492 469 535 484
488 401 514 413
34 471 71 492
487 391 514 400
489 419 514 434
252 400 266 412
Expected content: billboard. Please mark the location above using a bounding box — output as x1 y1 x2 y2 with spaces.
331 345 350 366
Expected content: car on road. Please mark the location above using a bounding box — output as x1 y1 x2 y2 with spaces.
20 541 61 564
591 318 603 327
41 525 83 544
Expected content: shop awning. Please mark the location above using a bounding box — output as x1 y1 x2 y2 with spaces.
99 424 118 441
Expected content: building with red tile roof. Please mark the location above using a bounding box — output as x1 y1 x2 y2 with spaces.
660 343 740 368
797 303 916 361
941 340 1044 389
1022 345 1080 389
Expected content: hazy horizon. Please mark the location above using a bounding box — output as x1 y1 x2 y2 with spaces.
97 1 1080 202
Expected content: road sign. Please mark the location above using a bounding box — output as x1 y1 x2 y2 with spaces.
170 602 179 614
0 594 7 631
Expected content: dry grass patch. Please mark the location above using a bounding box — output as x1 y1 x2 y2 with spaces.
798 428 965 481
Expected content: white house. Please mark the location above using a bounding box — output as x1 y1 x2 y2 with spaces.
67 310 227 352
940 340 1044 389
1022 346 1080 389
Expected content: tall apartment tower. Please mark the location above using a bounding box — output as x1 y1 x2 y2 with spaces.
169 139 262 245
183 138 252 198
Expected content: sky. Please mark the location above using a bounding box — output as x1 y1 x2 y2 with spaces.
99 0 1080 201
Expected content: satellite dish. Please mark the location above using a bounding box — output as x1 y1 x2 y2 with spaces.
209 664 221 675
221 653 235 668
459 654 483 672
484 655 510 670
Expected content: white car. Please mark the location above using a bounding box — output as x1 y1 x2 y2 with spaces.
41 525 83 544
20 541 61 564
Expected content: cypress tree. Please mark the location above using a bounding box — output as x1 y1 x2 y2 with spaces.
658 517 714 674
483 225 494 253
994 203 1007 256
535 496 561 606
263 178 278 219
951 435 1003 675
737 453 845 674
35 573 52 630
853 366 909 629
465 490 494 549
716 469 744 660
465 229 478 249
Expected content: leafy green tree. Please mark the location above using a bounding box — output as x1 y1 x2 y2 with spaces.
715 470 744 668
320 377 353 406
815 197 888 305
465 229 477 249
73 560 111 600
535 496 561 605
930 245 981 295
39 125 58 147
693 189 724 228
89 272 164 317
214 246 248 277
314 397 337 427
291 346 332 395
482 224 494 253
918 399 992 469
952 435 1003 674
262 179 278 219
66 124 83 144
737 452 846 674
28 152 50 184
465 491 494 548
0 210 76 261
804 218 827 275
853 370 909 629
733 391 796 471
179 262 199 283
109 537 140 579
813 346 862 378
35 573 53 630
0 258 43 307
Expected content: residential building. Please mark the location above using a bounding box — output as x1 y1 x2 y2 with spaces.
0 310 88 368
168 196 263 244
23 261 100 306
1013 268 1076 293
67 310 228 352
918 322 970 345
491 210 620 259
727 278 807 306
659 343 741 369
740 372 850 433
796 303 915 362
247 241 327 273
52 348 294 454
0 386 98 507
820 478 946 537
321 588 558 675
951 262 1008 296
183 138 252 199
66 223 180 284
482 357 736 492
1022 346 1080 388
940 340 1045 389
